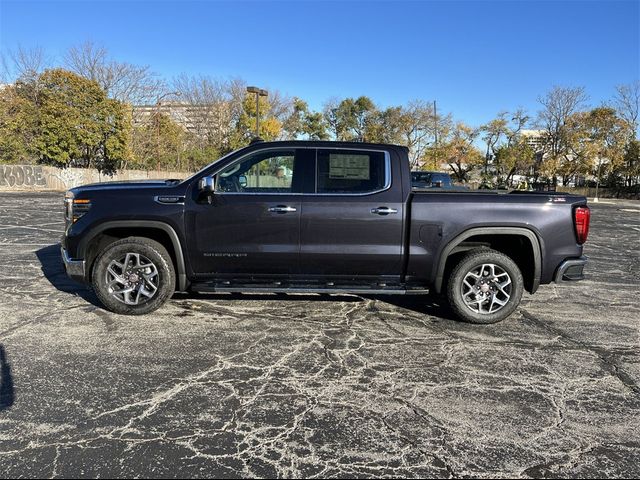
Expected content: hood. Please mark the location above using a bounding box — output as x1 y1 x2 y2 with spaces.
70 179 182 194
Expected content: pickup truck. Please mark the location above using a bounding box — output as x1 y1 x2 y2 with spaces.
61 141 590 324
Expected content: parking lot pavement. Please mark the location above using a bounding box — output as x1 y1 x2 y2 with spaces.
0 192 638 478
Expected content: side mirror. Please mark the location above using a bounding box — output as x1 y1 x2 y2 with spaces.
238 175 247 188
198 176 215 194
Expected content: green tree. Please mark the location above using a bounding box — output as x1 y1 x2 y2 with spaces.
622 139 640 186
422 122 483 182
0 82 38 163
282 98 328 140
230 93 282 149
18 69 131 173
493 141 535 186
0 68 132 173
323 96 378 141
580 107 631 186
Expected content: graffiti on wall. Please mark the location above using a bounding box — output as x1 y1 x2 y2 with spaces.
51 168 85 189
0 165 47 187
0 164 188 191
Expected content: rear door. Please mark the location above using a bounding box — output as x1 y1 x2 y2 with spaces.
299 148 405 279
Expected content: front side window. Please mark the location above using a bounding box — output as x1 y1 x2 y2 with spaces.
316 149 387 194
217 150 296 193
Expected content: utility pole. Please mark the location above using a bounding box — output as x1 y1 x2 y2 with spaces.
433 100 438 169
246 86 268 140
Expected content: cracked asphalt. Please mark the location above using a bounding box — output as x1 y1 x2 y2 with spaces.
0 192 638 478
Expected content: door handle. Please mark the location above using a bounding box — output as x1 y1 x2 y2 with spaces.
371 206 398 215
268 205 297 214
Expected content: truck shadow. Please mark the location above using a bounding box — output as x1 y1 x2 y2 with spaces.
376 295 459 321
0 345 15 412
35 244 102 308
34 245 457 322
175 292 458 321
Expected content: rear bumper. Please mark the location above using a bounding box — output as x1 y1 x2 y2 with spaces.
61 246 86 283
554 256 588 282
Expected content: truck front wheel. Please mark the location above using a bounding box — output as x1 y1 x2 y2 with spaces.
92 237 175 315
446 249 523 324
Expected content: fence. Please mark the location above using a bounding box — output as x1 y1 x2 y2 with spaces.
0 165 190 192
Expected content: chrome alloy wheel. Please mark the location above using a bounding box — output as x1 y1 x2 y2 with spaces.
105 252 159 305
461 263 512 314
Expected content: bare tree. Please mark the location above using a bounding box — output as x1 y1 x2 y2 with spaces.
506 108 530 146
65 40 163 104
613 80 640 137
399 100 440 168
171 74 245 152
264 89 293 124
537 85 588 158
1 45 50 83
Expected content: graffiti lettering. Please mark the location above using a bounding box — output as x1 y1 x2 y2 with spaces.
0 166 47 187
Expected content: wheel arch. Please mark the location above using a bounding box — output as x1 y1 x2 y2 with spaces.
78 221 189 292
434 227 542 294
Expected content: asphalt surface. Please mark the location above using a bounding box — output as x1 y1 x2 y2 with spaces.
0 192 638 478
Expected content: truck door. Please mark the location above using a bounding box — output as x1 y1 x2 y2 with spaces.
187 148 314 277
299 148 405 279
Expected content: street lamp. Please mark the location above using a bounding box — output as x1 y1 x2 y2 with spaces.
246 86 268 140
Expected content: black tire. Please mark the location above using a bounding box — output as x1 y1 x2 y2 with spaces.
92 237 175 315
446 248 523 324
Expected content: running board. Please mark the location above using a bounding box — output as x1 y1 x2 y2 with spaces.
191 284 429 296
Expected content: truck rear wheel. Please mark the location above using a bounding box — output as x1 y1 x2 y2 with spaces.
92 237 175 315
446 248 523 324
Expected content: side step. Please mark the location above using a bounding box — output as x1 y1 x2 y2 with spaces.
191 283 429 296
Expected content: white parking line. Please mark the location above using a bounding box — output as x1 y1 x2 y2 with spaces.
0 224 64 234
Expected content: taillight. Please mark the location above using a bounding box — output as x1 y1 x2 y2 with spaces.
574 206 590 244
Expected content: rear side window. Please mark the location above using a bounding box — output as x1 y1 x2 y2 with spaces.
316 149 387 194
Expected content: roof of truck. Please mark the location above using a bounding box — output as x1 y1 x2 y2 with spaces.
245 140 409 151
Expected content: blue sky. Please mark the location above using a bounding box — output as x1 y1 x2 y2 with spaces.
1 0 638 127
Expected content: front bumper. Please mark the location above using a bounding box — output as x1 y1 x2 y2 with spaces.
554 256 588 282
61 246 86 283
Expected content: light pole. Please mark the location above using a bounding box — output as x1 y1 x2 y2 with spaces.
594 157 603 203
155 91 180 170
433 100 438 170
246 86 268 140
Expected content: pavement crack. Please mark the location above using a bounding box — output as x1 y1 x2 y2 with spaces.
520 309 640 395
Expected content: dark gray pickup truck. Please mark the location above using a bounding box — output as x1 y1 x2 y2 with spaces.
62 141 589 323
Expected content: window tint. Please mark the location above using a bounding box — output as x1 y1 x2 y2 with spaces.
217 150 296 193
316 149 387 194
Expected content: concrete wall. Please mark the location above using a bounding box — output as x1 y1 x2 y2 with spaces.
0 165 189 192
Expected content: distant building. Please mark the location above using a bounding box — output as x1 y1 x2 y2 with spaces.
519 129 547 153
132 102 232 138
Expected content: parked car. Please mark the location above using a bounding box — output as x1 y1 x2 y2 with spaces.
62 141 589 324
411 171 453 188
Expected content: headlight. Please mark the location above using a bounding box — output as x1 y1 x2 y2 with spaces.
64 191 91 223
64 191 74 222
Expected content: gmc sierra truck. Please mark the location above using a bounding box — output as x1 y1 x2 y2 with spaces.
61 141 590 324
